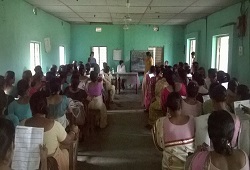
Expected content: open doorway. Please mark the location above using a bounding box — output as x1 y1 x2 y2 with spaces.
92 46 107 70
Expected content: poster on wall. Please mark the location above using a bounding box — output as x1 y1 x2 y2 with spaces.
113 49 122 60
44 37 51 53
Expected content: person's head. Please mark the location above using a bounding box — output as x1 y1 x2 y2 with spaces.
208 68 217 82
191 52 195 58
155 66 161 76
192 73 205 86
104 66 110 74
0 90 7 116
90 51 94 57
103 62 108 70
164 70 175 89
192 62 199 73
187 81 199 98
198 67 206 78
66 64 73 74
119 60 124 66
93 64 100 74
0 118 15 164
146 51 152 58
17 79 30 97
178 68 187 85
71 75 80 91
149 66 156 74
178 62 184 68
30 91 48 116
34 65 43 75
164 60 168 66
165 92 182 114
217 71 227 84
49 78 61 95
210 84 227 103
78 64 85 76
5 71 15 85
0 76 5 90
50 65 57 75
228 79 238 93
237 84 250 100
90 71 98 82
22 70 32 83
208 110 234 155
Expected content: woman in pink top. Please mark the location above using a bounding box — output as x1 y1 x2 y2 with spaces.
144 66 156 111
152 92 195 169
186 110 249 170
182 81 202 117
86 71 107 128
161 70 186 111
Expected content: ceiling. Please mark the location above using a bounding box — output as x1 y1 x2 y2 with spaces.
24 0 241 25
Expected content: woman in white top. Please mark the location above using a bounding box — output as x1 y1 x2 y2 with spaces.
117 60 126 90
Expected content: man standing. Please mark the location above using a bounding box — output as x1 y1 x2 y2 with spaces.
88 51 96 67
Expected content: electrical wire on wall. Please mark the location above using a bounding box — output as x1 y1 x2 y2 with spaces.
0 0 6 23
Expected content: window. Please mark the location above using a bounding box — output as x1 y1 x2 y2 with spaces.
30 42 41 71
59 46 66 65
186 39 196 65
148 47 164 66
213 36 229 73
92 47 107 70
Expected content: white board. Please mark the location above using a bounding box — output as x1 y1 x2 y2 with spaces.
113 49 122 61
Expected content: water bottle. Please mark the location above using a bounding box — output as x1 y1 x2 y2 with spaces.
111 67 114 74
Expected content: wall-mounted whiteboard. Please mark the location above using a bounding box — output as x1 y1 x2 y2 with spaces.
113 49 122 60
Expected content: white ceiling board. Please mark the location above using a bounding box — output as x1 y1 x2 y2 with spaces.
59 0 107 6
191 0 241 7
84 18 112 22
109 6 147 13
182 6 222 13
146 7 186 13
140 18 168 23
174 13 208 19
143 13 175 19
150 0 197 7
39 6 72 13
139 22 164 25
69 6 110 13
78 13 111 18
51 12 79 18
63 17 86 22
107 0 151 6
25 0 63 6
111 13 143 19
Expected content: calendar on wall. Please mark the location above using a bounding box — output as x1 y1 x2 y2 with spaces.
113 49 122 61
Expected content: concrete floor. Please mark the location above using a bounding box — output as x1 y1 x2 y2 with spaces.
77 90 162 170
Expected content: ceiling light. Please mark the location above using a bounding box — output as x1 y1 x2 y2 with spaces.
123 24 129 30
124 15 132 22
153 26 159 31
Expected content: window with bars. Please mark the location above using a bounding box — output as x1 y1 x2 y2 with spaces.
30 42 41 72
92 46 107 70
215 36 229 73
186 39 196 65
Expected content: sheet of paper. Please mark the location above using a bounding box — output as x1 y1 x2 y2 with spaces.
234 100 250 120
12 126 44 170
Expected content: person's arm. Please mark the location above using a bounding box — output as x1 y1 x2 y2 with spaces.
40 144 48 170
60 125 79 145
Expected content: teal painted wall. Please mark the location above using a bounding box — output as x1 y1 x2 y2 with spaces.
0 0 71 80
185 2 250 85
71 25 185 71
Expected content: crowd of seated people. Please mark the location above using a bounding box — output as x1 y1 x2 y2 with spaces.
144 61 250 169
0 60 114 169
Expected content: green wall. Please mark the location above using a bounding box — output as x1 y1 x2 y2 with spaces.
185 2 250 85
0 0 71 80
71 24 185 71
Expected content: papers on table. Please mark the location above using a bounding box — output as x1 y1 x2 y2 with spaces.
12 126 44 170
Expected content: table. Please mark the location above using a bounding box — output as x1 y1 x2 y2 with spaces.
112 72 139 94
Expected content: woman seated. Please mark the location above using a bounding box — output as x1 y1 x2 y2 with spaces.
193 73 208 103
4 71 17 97
152 92 195 169
196 85 240 148
86 71 107 129
22 70 33 86
161 70 186 111
78 64 89 90
47 78 72 128
148 69 168 127
103 66 115 102
226 79 238 111
186 110 249 170
6 80 32 126
236 84 250 101
23 92 79 170
182 81 202 117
